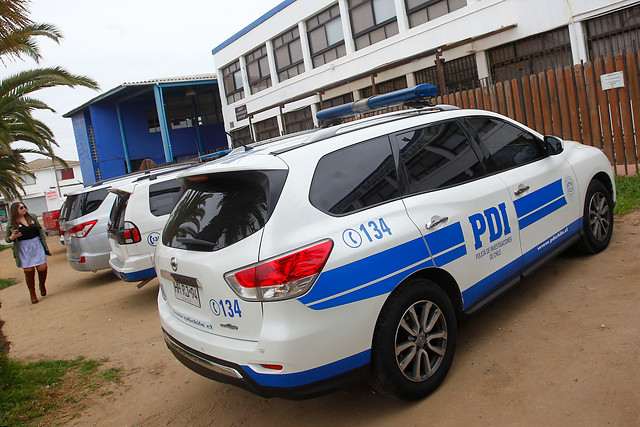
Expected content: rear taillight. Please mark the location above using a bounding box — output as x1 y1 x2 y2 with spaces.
119 221 141 245
225 240 333 301
68 220 98 238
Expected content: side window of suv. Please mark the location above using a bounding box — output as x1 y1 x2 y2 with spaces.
149 180 185 217
396 119 485 194
467 116 545 173
310 136 399 215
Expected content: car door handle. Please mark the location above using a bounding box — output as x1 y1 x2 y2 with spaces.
426 216 449 229
514 185 530 196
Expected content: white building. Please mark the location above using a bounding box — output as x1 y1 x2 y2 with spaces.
0 158 84 219
211 0 640 145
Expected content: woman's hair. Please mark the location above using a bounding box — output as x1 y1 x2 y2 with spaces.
9 202 35 229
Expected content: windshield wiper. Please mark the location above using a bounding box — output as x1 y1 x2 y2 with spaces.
176 237 217 248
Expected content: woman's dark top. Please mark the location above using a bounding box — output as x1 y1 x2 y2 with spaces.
17 223 40 240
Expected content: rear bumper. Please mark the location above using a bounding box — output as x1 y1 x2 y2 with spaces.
162 329 368 400
109 253 155 282
67 252 111 272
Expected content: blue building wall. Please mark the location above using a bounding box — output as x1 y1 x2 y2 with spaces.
67 80 227 183
89 102 127 180
70 112 96 185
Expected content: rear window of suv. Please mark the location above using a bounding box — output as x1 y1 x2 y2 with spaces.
162 170 287 252
59 188 110 221
149 179 185 217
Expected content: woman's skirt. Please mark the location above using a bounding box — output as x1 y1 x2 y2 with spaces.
18 237 47 268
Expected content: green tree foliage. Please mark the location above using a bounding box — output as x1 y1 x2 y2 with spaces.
0 0 99 200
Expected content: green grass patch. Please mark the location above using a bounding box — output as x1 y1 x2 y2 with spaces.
615 174 640 215
0 278 17 291
0 356 121 425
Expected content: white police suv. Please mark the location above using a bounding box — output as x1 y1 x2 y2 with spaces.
155 85 614 400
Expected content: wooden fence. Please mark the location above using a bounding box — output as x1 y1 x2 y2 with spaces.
434 51 640 176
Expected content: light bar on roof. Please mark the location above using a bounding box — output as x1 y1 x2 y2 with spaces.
316 84 437 121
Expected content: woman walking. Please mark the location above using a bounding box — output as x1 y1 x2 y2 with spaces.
4 202 50 304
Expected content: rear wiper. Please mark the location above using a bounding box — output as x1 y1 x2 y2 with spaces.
176 237 217 248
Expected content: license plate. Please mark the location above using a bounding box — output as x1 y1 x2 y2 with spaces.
174 282 201 308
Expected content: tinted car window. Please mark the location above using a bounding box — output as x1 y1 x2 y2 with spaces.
309 136 399 215
149 179 185 217
467 117 544 173
59 188 110 221
163 171 286 252
109 193 129 230
396 120 484 194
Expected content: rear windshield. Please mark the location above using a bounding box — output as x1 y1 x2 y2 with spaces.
162 170 287 252
59 188 110 221
109 193 130 230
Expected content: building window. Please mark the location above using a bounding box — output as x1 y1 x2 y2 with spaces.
245 45 272 94
321 92 354 109
307 4 346 68
360 76 408 98
405 0 467 28
20 174 36 185
254 117 280 142
146 109 161 133
488 26 572 83
230 126 253 148
147 93 224 134
274 27 305 82
56 168 75 180
284 107 314 134
585 4 640 59
414 54 479 93
95 167 102 182
222 60 244 104
349 0 399 50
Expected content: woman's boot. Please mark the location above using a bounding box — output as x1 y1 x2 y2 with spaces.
37 268 47 297
25 269 38 304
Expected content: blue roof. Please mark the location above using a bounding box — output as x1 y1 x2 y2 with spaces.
211 0 297 56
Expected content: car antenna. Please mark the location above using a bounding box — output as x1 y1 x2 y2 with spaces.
226 131 252 151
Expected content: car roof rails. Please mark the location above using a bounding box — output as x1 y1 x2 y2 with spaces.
131 163 197 183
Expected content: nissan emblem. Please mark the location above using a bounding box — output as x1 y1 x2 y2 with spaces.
170 257 178 272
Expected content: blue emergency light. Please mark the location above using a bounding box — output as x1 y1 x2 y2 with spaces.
316 84 437 121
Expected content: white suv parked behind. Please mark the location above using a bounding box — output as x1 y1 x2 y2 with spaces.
155 85 614 400
107 165 194 284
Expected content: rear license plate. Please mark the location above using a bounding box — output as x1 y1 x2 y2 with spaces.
174 282 201 308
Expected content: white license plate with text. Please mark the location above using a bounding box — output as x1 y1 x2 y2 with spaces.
174 282 201 308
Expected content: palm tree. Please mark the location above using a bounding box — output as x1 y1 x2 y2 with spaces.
0 0 99 199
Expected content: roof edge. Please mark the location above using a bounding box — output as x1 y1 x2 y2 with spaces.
211 0 296 57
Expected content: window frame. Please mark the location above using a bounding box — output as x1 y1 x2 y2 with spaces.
273 26 305 81
307 4 346 67
391 118 488 197
222 60 245 104
245 45 272 95
348 0 399 49
463 115 548 176
309 135 403 216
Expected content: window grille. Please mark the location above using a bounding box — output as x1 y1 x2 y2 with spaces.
585 4 640 59
307 4 346 67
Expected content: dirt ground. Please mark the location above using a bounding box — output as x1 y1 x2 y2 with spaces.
1 211 639 426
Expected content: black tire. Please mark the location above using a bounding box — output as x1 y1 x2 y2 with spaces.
577 180 614 253
370 279 457 401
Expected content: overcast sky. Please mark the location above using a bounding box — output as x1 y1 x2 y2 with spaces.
2 0 284 161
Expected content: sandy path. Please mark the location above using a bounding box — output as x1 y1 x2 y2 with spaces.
1 211 639 426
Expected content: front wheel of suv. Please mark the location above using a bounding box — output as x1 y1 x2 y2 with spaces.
370 278 457 401
576 179 614 254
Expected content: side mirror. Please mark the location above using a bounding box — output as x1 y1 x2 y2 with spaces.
544 135 564 155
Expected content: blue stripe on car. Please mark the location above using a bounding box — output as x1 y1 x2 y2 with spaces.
299 236 432 305
513 179 567 229
242 349 371 388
